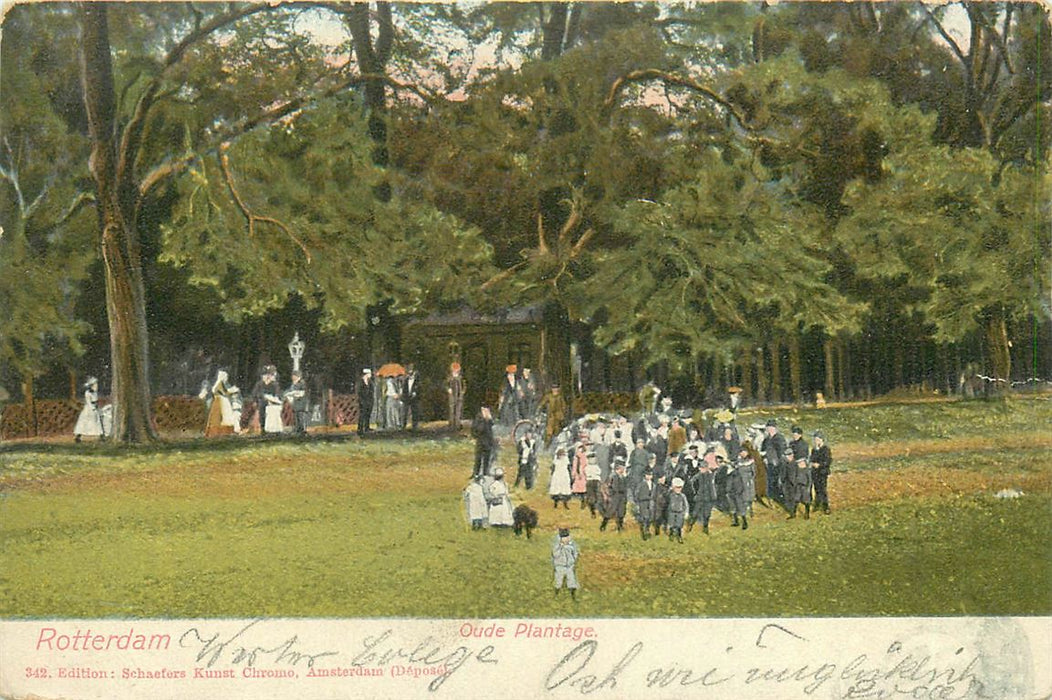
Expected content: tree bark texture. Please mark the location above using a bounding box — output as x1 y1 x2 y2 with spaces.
768 339 781 404
80 3 157 443
788 333 802 404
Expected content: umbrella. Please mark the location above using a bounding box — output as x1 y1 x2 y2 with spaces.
376 363 407 377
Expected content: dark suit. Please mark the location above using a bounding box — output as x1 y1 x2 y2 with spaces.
356 375 374 435
401 372 420 430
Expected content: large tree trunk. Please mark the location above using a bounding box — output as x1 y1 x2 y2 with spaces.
823 336 835 401
347 2 393 202
788 333 802 404
755 346 767 404
740 350 754 404
80 3 156 443
767 340 781 403
985 311 1011 385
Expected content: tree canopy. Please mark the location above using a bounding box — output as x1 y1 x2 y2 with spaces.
1 1 1048 438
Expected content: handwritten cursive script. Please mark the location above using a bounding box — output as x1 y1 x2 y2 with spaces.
541 625 993 699
179 619 337 669
349 628 499 692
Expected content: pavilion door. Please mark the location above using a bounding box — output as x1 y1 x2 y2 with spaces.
463 343 489 418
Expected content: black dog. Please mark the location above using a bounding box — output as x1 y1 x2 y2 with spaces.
512 504 539 539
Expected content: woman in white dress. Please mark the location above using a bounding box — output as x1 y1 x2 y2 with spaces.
487 469 514 527
548 446 573 509
73 377 103 443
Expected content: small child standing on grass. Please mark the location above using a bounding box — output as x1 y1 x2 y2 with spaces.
551 528 579 600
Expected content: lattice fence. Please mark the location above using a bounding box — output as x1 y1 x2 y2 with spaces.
328 392 359 427
1 392 367 439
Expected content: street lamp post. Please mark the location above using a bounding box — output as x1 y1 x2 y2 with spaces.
288 332 305 373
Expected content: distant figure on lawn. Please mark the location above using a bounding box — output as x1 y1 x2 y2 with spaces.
464 475 488 530
204 369 239 437
548 446 573 509
356 368 374 436
810 430 833 514
552 528 579 600
472 406 496 477
487 468 514 527
447 362 465 429
253 365 284 435
286 370 309 435
516 427 538 489
73 376 104 443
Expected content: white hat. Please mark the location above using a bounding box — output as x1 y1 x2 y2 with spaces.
672 477 684 488
362 368 372 374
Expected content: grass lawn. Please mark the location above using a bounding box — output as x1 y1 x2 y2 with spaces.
1 396 1050 619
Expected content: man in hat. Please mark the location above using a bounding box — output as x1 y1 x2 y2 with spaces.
726 447 751 530
552 528 580 599
356 368 374 436
401 363 420 431
286 369 309 435
689 447 720 534
498 365 523 426
634 469 656 540
652 472 670 537
760 419 787 504
810 431 833 514
667 478 689 543
516 426 538 489
600 460 628 532
785 425 811 518
472 406 496 477
251 366 279 435
447 362 466 429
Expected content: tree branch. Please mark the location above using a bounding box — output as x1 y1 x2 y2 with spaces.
603 68 751 130
919 3 970 75
537 212 550 255
118 4 278 191
480 259 530 291
218 142 312 264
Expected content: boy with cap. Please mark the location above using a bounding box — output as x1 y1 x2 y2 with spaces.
667 478 689 543
552 528 580 599
600 459 628 532
634 469 656 540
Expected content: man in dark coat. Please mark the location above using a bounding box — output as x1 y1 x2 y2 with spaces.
600 461 628 532
628 438 651 494
652 473 670 537
356 368 374 436
286 370 309 435
760 419 787 504
689 449 719 534
498 367 523 426
785 425 811 518
633 470 655 540
252 366 281 435
810 430 833 514
516 427 538 489
472 406 496 477
447 362 465 429
401 364 420 431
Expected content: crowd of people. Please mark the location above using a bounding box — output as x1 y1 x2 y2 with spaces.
465 399 834 542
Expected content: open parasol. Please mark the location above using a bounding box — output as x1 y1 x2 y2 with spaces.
376 362 407 377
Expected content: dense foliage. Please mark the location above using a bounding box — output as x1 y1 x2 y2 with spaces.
1 2 1048 440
